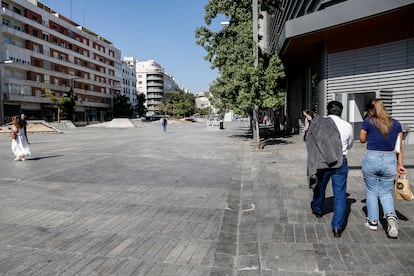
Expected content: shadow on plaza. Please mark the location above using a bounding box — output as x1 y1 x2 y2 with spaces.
321 194 357 229
28 155 63 161
361 199 410 222
229 125 294 148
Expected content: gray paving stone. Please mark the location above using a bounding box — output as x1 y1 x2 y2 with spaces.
1 122 414 274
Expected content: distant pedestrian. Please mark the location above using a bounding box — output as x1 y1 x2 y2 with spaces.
20 113 29 143
263 114 269 125
274 112 281 136
11 115 31 161
161 117 168 132
360 98 406 238
306 101 353 238
303 110 313 141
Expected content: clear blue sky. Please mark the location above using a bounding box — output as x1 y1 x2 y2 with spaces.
39 0 226 93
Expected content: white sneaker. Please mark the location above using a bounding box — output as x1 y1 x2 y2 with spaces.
365 219 378 230
387 215 398 238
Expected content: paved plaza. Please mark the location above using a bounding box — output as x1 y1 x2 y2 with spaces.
0 121 413 275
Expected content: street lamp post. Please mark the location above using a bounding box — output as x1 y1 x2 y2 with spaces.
0 60 14 125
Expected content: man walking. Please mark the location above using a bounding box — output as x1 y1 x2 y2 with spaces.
161 117 168 132
306 101 353 237
20 113 29 143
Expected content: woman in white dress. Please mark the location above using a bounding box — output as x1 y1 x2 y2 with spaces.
11 115 31 161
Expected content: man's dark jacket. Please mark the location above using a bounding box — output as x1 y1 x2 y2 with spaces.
305 115 343 177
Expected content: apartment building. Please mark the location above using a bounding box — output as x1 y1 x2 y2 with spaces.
134 59 186 116
122 58 137 108
264 0 414 142
0 0 122 123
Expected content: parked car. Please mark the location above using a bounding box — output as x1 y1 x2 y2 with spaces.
184 117 197 122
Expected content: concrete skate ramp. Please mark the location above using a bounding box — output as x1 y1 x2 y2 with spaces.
86 118 136 128
0 120 61 134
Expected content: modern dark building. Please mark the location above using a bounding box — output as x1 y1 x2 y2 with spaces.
264 0 414 142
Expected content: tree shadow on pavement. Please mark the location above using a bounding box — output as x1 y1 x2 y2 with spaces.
259 125 293 148
228 124 294 148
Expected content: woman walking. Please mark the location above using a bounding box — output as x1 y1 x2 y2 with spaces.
360 99 406 238
11 115 31 161
303 110 313 141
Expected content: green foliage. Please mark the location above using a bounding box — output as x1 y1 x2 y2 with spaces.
195 0 285 116
136 93 147 117
44 89 68 110
158 92 195 117
113 93 134 118
44 88 77 121
195 107 212 116
63 88 78 121
260 53 286 109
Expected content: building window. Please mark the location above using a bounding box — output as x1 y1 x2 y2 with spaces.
44 46 50 56
44 61 51 70
13 7 21 14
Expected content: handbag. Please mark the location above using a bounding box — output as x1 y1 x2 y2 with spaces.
394 174 414 201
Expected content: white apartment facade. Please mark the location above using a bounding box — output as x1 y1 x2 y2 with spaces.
0 0 122 123
121 58 137 108
134 59 186 116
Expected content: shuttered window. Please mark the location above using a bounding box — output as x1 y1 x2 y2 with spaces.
327 38 414 129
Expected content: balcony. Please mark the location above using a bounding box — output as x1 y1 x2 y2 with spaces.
146 75 163 81
147 81 163 87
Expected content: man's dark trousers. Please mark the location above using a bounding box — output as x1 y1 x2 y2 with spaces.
312 156 348 229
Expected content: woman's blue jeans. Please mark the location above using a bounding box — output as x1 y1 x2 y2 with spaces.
312 157 348 229
362 150 397 221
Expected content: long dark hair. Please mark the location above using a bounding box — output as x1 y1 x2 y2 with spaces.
366 99 392 138
12 116 22 128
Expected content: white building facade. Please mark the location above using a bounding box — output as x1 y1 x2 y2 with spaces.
121 57 137 108
134 59 187 116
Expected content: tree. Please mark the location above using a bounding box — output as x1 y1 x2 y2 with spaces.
136 93 147 117
62 87 78 122
43 89 65 122
158 92 195 117
195 0 285 136
113 93 134 118
42 87 76 122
